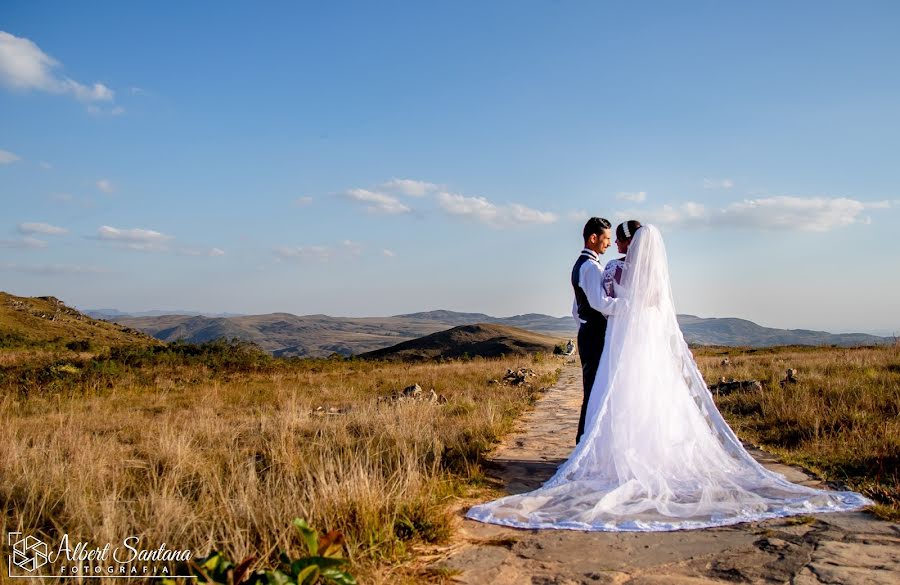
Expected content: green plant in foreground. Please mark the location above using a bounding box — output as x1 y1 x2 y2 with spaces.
165 519 356 585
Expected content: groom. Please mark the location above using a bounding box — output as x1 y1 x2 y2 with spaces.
571 217 621 444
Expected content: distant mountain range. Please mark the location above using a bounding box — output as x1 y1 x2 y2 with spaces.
85 308 245 319
675 315 889 347
94 308 891 358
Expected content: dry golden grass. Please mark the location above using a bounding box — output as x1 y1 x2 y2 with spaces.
694 344 900 519
3 340 896 583
0 351 559 583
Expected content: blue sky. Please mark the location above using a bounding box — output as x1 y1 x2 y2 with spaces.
1 1 898 334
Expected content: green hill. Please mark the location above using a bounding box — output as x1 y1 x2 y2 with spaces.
359 323 564 361
0 291 162 350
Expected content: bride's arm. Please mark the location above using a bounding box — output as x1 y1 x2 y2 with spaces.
583 262 625 316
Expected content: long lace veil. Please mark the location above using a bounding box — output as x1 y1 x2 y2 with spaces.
466 224 872 531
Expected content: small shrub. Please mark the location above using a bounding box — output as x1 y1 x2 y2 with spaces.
171 518 356 585
0 331 30 348
65 339 92 352
394 501 451 544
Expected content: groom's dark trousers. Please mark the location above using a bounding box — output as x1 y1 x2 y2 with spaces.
572 253 609 444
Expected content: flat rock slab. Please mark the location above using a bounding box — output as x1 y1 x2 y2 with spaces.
433 362 900 585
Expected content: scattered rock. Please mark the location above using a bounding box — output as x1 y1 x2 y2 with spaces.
780 368 798 387
378 384 447 406
311 405 350 416
709 377 763 396
721 357 731 366
402 383 423 398
501 368 538 386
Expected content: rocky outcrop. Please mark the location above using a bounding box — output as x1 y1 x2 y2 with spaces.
709 377 764 395
376 383 448 405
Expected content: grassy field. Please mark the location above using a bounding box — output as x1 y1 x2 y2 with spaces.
2 339 897 583
0 342 560 583
695 344 900 520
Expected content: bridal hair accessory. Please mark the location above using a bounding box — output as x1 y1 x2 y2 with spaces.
617 220 642 243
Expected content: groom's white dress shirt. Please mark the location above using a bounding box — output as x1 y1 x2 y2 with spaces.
572 248 623 326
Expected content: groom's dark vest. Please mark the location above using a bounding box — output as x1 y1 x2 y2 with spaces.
572 253 607 327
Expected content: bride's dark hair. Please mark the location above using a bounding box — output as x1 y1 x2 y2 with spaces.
616 220 642 241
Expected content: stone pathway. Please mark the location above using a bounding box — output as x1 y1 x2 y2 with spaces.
431 362 900 585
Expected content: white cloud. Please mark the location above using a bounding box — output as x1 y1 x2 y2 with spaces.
342 188 411 214
438 192 497 220
720 196 884 231
39 160 52 169
342 240 363 256
0 148 20 164
0 31 115 105
620 196 892 232
177 246 226 257
276 240 366 262
703 178 735 190
382 178 439 197
18 222 67 235
507 203 558 225
95 225 173 251
383 249 396 257
0 262 108 275
275 245 332 261
0 236 47 249
96 178 114 193
436 192 558 228
616 202 709 228
92 224 224 256
616 191 647 202
293 196 313 207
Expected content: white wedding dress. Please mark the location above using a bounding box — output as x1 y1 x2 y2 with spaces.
466 224 872 531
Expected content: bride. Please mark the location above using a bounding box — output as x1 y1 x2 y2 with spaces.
466 224 872 531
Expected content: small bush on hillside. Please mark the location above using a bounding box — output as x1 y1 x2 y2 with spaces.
3 338 275 397
0 331 32 349
65 339 93 352
107 338 273 371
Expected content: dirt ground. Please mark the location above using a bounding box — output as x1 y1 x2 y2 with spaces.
430 362 900 585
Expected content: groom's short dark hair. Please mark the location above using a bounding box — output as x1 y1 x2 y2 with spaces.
583 217 611 241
